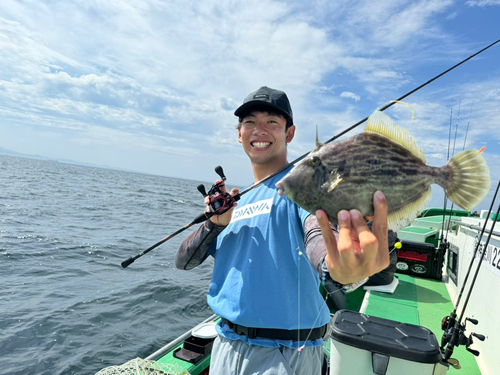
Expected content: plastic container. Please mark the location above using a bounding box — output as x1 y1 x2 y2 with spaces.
329 310 447 375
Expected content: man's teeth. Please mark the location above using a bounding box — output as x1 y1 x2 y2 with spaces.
252 142 271 148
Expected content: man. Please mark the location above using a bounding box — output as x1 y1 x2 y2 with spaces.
175 86 389 374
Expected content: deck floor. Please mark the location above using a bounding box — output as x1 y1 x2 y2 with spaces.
362 273 481 374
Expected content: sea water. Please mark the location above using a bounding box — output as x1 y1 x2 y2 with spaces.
0 155 225 375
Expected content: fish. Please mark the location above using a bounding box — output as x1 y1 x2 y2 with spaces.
276 105 490 231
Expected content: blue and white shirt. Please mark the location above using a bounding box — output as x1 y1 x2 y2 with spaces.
208 167 331 348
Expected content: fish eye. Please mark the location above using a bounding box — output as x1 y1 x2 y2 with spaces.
310 156 321 166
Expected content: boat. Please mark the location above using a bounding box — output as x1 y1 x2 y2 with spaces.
97 208 500 375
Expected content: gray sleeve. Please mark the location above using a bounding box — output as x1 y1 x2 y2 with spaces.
175 220 225 271
303 215 330 278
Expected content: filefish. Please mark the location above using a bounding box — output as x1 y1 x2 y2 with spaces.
276 106 490 231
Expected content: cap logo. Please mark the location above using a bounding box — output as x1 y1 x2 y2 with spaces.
253 94 269 99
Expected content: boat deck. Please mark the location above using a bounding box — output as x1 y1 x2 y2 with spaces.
361 273 481 374
151 273 482 375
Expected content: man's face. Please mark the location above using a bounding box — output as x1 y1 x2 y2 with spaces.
238 111 295 166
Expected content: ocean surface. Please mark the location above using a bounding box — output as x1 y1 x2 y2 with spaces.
0 155 226 375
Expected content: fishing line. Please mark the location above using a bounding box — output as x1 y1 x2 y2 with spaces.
441 179 500 360
288 203 302 350
121 38 500 268
287 200 331 353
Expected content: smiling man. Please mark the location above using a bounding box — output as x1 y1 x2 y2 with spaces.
176 86 390 375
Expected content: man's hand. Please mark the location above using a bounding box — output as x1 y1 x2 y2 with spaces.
317 191 389 285
205 180 239 227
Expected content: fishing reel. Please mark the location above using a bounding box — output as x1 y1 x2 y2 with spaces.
197 166 238 216
440 314 456 350
441 316 485 360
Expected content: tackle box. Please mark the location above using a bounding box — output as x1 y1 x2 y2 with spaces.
396 240 445 280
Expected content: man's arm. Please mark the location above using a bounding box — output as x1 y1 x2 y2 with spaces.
175 220 225 270
175 181 238 271
304 214 331 278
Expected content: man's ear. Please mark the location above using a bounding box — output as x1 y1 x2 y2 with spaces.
286 125 296 144
238 127 243 144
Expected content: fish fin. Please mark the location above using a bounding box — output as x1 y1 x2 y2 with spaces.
365 108 426 164
328 174 343 192
388 187 431 232
316 125 323 148
445 149 490 211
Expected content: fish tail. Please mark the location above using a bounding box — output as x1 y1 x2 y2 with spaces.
444 149 490 211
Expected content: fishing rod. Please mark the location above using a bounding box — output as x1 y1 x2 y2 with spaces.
440 179 500 363
439 102 488 329
439 106 454 246
121 38 500 268
443 104 477 244
121 166 240 268
443 100 464 244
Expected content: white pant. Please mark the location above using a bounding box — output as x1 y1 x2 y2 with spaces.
209 335 324 375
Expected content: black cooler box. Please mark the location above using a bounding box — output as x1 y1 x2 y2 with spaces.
395 240 444 280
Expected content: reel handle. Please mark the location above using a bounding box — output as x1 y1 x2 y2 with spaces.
466 348 480 356
472 332 485 341
197 184 208 197
215 166 226 181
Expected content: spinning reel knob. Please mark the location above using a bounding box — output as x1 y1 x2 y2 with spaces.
466 317 478 325
472 332 485 341
197 184 208 197
466 348 480 357
215 166 226 181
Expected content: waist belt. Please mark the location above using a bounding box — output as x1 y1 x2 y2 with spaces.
221 318 327 341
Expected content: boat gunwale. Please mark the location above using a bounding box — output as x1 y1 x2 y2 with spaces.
450 219 500 237
146 314 218 361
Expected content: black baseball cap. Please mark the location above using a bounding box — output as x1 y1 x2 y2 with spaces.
234 86 293 124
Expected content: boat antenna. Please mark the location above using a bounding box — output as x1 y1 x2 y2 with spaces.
121 38 500 268
441 179 500 361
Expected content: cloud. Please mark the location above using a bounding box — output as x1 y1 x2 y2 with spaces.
466 0 500 6
0 0 498 190
340 91 361 101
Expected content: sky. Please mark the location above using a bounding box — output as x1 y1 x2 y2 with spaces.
1 0 499 212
